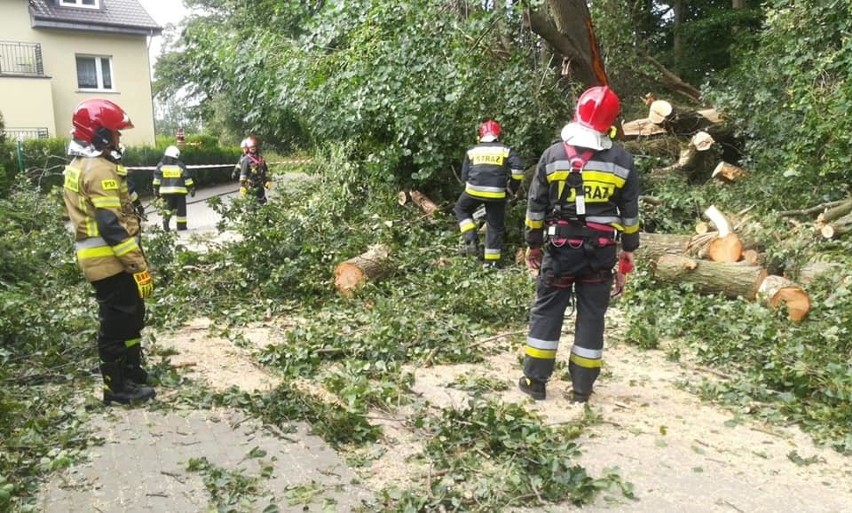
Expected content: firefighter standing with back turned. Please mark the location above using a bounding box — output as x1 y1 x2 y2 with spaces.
518 86 640 403
63 99 156 405
153 145 195 231
453 120 525 268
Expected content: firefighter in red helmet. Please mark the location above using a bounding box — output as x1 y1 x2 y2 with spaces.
518 86 640 403
63 98 156 405
238 136 272 203
453 119 525 268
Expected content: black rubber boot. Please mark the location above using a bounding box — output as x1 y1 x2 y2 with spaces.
124 344 152 386
101 361 156 405
567 391 590 404
518 376 546 401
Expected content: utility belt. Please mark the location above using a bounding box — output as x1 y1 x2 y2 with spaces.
545 219 619 248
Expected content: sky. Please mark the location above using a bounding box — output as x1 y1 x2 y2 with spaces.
137 0 190 72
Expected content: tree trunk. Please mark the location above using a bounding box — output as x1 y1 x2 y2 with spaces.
819 212 852 239
334 244 391 297
654 254 767 300
757 275 811 323
527 1 601 88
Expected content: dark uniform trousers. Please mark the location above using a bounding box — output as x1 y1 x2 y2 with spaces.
524 241 616 397
92 272 145 365
162 194 188 231
453 192 507 261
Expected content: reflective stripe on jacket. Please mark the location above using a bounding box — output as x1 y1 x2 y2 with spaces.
524 141 640 251
153 161 194 195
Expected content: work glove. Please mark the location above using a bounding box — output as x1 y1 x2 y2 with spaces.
611 251 635 299
190 188 196 197
239 187 247 196
525 247 543 270
264 181 272 190
132 270 154 299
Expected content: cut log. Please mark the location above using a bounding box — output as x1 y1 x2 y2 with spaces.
820 212 852 239
397 190 410 206
648 100 673 124
758 275 811 323
695 221 710 235
742 249 760 265
621 118 667 138
636 233 693 261
707 233 744 263
654 255 768 300
333 244 391 297
816 198 852 226
409 190 440 216
691 131 715 151
712 162 746 182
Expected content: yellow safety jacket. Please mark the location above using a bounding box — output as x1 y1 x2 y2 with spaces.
63 155 148 282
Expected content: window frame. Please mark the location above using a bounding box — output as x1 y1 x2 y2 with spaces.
75 54 115 91
59 0 100 8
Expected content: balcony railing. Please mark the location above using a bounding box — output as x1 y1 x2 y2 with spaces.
0 41 45 76
1 127 50 141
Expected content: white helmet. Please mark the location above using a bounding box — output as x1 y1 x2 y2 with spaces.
164 145 181 159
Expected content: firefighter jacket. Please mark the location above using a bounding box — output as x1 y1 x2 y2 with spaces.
525 141 640 251
63 154 148 283
461 141 525 200
153 158 194 195
240 154 270 189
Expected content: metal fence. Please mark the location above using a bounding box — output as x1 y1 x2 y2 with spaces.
0 41 45 76
1 128 50 141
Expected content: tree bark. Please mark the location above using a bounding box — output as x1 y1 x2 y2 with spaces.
409 190 441 216
527 2 600 88
653 254 767 300
334 244 391 297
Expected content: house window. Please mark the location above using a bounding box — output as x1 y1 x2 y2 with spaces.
76 55 113 90
59 0 99 7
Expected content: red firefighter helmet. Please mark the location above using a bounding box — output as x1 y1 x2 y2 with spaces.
573 86 621 133
72 99 134 149
478 120 501 142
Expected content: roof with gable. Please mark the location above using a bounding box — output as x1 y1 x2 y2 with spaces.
28 0 162 36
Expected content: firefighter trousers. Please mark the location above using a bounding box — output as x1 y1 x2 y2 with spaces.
453 192 507 262
523 242 615 398
162 194 188 231
92 272 145 365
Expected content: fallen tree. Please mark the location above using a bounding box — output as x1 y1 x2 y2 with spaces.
653 254 767 300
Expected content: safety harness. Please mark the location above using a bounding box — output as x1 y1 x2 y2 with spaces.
543 143 618 289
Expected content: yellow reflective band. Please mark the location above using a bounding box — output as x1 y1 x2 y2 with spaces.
583 170 626 188
459 220 476 233
484 253 501 261
465 187 506 199
547 171 570 183
85 219 99 237
64 166 80 192
525 346 557 360
125 338 141 348
185 179 195 186
622 224 639 234
525 219 544 229
152 179 161 185
511 172 524 180
569 354 602 368
116 165 128 176
92 197 121 208
112 238 139 257
76 246 115 259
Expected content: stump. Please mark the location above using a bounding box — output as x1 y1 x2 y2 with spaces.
758 275 811 323
654 255 767 300
333 244 391 297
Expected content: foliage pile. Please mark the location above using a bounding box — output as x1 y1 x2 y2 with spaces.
0 187 98 511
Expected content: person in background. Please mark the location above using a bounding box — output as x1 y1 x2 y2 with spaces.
239 136 272 204
232 137 250 181
453 119 525 268
153 145 195 231
63 98 156 405
519 86 640 404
